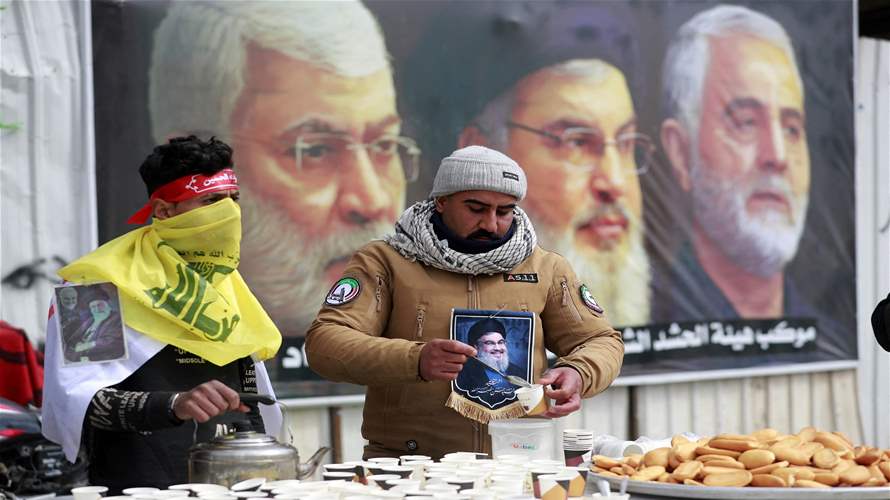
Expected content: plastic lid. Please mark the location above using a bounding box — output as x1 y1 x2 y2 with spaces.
488 418 554 429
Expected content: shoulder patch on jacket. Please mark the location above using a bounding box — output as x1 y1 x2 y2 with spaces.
579 284 604 315
325 277 361 306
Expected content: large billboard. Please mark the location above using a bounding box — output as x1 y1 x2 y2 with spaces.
92 0 856 397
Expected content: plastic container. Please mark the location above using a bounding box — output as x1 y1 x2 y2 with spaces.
488 419 556 460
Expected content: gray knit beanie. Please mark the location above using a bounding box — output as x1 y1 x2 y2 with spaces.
429 146 527 200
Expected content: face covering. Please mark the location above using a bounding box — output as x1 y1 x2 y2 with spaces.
60 199 281 366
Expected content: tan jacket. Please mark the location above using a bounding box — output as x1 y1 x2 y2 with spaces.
305 241 623 459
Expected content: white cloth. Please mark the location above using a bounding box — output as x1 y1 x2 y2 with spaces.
42 302 280 462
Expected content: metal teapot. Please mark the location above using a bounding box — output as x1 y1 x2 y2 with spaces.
188 420 329 486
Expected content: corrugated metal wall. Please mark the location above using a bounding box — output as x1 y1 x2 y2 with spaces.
856 37 890 452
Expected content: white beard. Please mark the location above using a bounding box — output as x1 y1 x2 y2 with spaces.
533 207 652 327
478 350 509 373
237 183 393 335
689 154 808 277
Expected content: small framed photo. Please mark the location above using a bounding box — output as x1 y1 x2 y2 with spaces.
54 282 128 365
451 308 535 410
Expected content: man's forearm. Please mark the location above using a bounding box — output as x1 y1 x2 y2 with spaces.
86 388 183 432
555 329 624 397
305 321 424 385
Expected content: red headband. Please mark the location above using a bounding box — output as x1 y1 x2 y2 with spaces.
127 168 239 224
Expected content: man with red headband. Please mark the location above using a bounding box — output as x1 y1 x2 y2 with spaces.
42 136 283 491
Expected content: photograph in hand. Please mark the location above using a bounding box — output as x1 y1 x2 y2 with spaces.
450 309 534 412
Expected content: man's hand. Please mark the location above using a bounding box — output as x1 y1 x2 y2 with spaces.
419 339 477 381
173 380 248 423
538 367 583 418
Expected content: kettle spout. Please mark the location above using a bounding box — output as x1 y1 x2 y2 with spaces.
296 446 330 479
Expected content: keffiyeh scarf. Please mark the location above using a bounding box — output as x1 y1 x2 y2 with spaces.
384 200 537 275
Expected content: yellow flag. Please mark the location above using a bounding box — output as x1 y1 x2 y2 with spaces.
59 199 281 366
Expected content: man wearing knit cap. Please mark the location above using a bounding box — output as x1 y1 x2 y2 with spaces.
306 146 624 459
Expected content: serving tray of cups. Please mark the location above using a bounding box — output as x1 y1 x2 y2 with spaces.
590 472 890 499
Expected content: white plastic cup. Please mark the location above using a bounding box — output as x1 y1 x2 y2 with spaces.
380 465 413 479
261 481 302 492
595 439 635 458
443 478 476 492
400 454 432 464
515 385 549 416
123 488 160 496
385 478 421 492
400 490 434 497
273 483 328 495
489 475 525 494
423 484 460 494
623 437 672 456
461 491 494 500
367 457 400 465
367 474 401 490
323 471 358 482
230 492 267 499
153 491 190 499
193 485 231 495
73 486 109 500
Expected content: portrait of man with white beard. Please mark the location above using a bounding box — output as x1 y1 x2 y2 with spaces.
459 59 654 328
148 1 418 338
656 5 828 329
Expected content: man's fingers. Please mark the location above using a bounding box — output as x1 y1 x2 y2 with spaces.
184 401 211 423
542 394 581 418
194 394 224 417
441 353 469 365
210 381 241 410
544 381 578 400
436 364 463 376
200 386 230 413
440 340 476 356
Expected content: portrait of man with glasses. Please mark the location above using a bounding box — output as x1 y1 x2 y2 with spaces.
458 59 653 328
148 1 420 337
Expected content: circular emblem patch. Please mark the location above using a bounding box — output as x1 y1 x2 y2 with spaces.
580 284 604 315
325 277 361 306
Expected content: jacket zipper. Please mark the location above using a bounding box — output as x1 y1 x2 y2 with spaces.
415 306 425 338
374 276 383 312
561 278 583 323
467 276 477 309
468 275 480 450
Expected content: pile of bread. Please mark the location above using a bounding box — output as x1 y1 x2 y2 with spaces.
591 427 890 488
